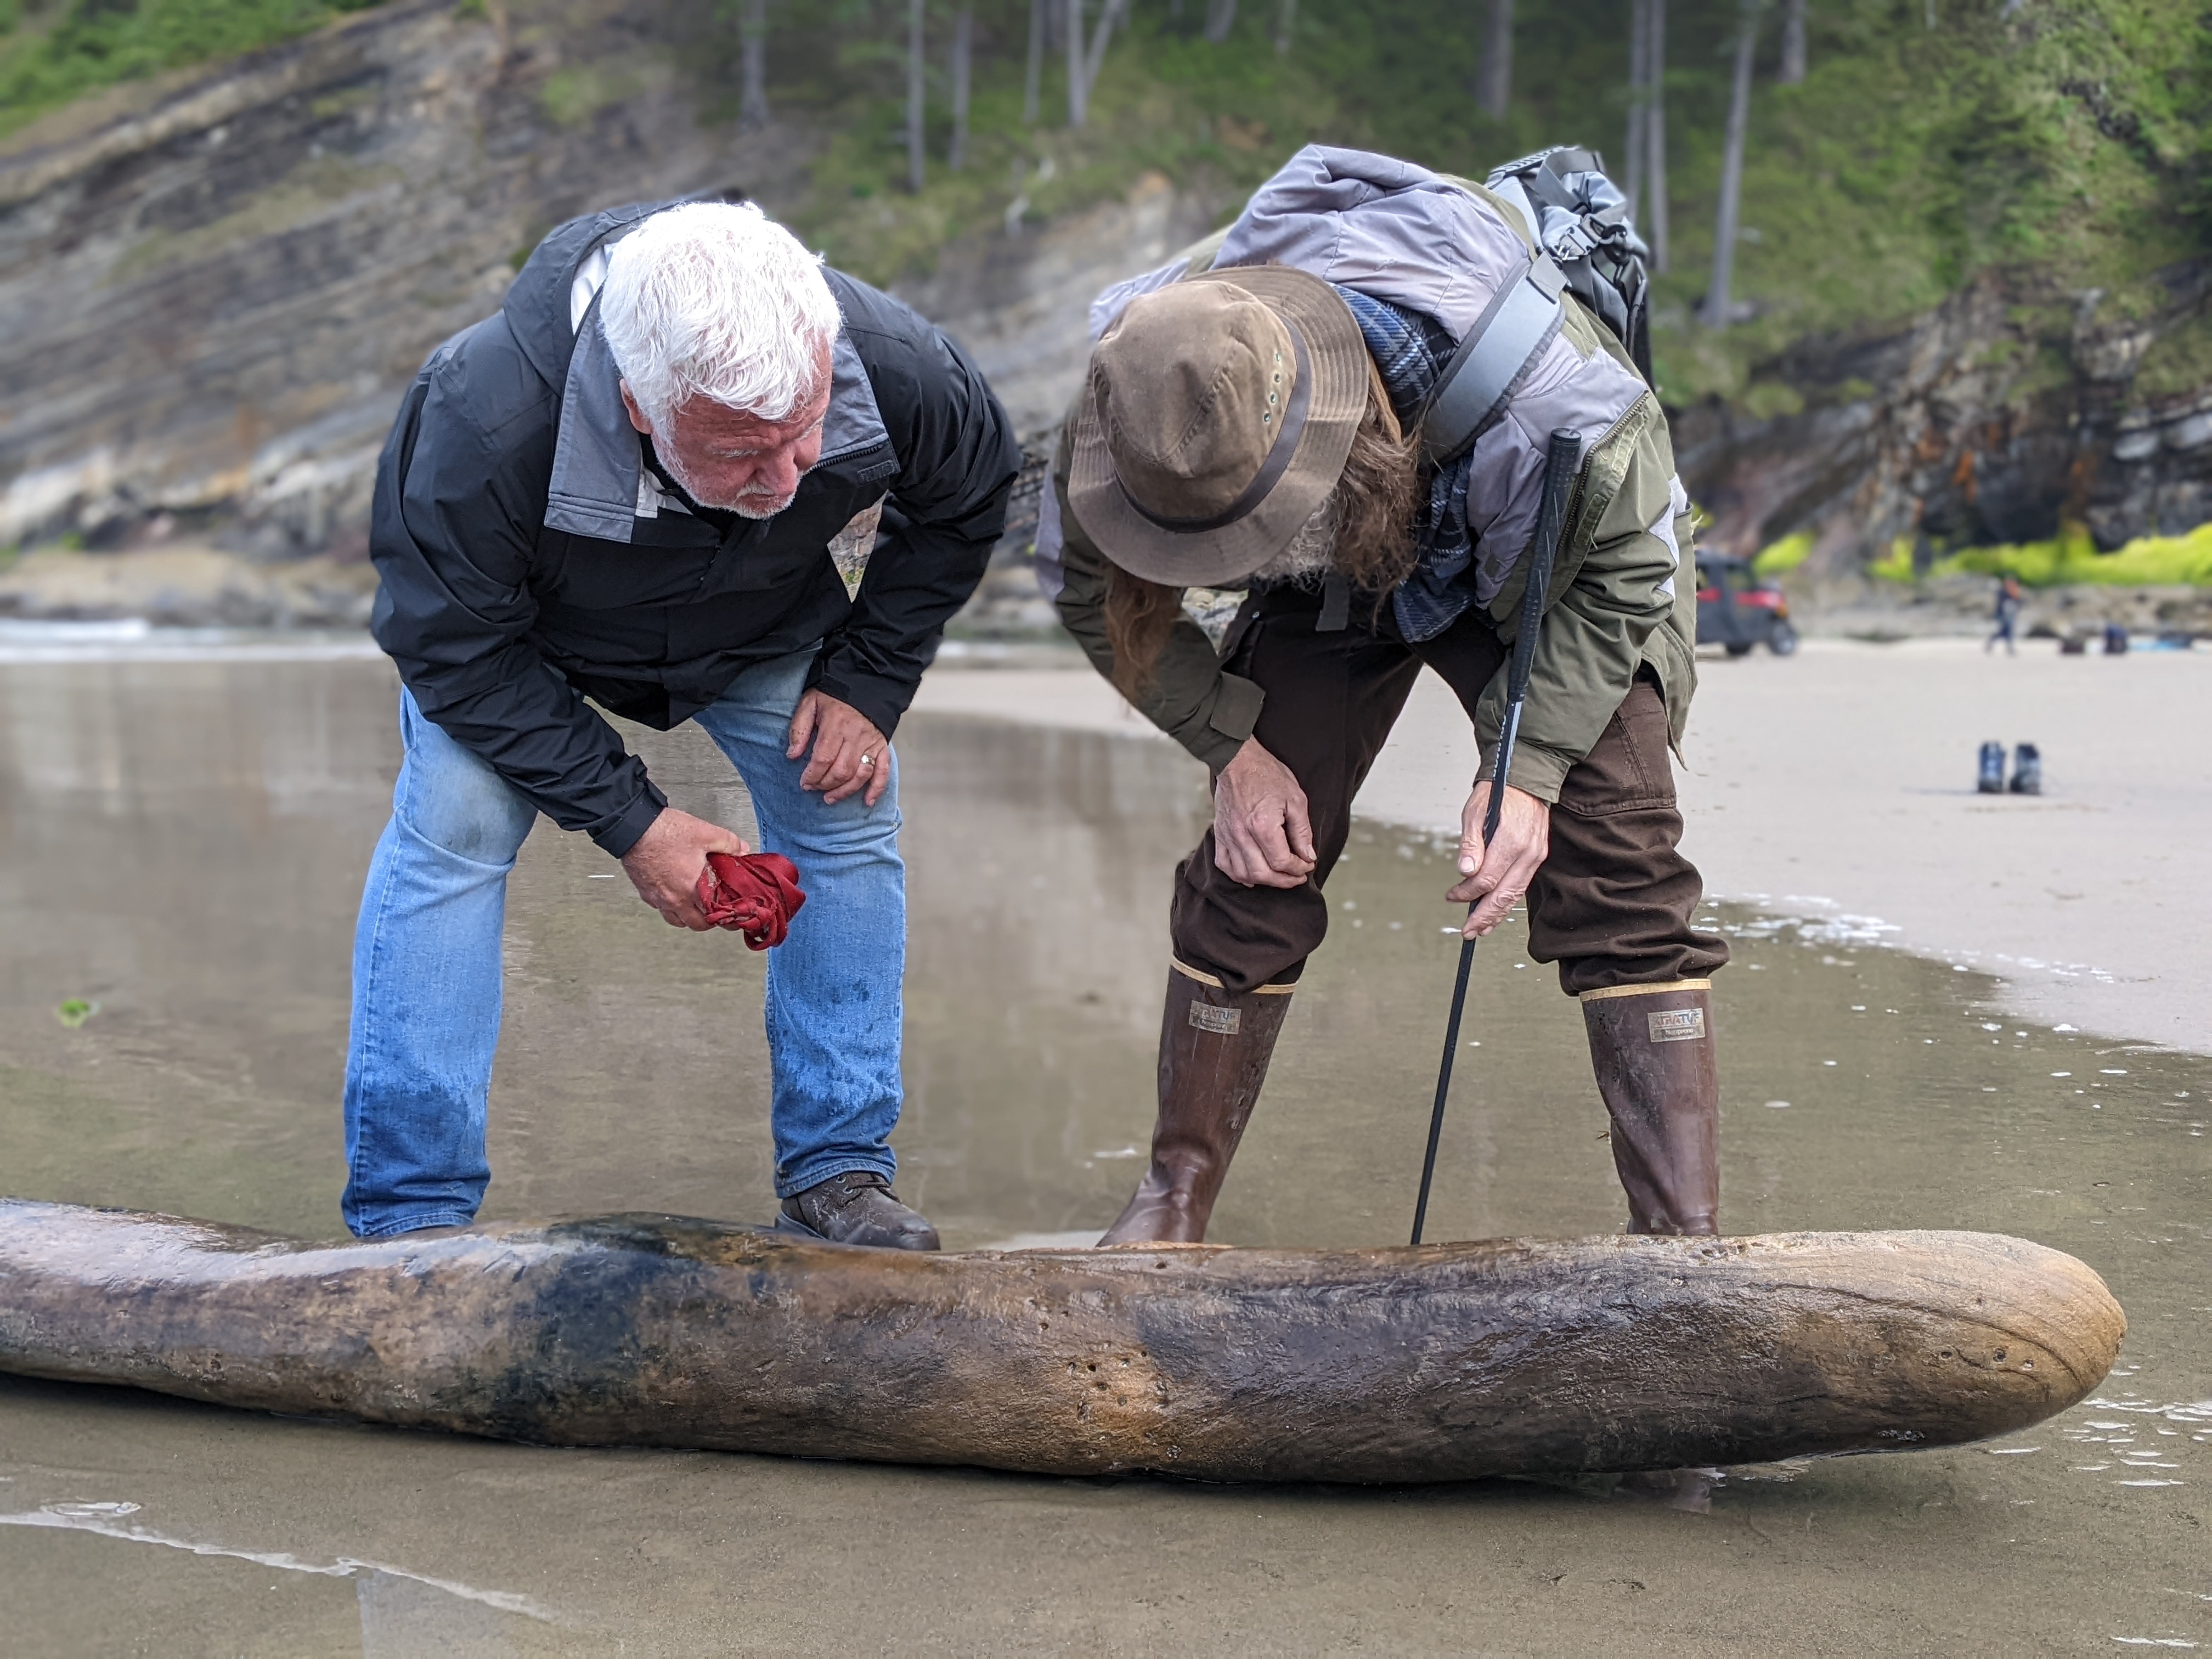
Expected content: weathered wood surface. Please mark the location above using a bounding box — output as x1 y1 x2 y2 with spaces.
0 1200 2124 1483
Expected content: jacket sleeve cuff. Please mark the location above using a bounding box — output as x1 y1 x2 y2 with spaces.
591 780 670 859
809 664 912 742
1476 742 1570 805
1184 673 1263 774
1209 673 1263 743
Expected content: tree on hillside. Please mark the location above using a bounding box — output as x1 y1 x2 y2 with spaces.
1476 0 1513 119
1065 0 1126 128
1087 0 1127 92
1623 0 1650 219
1701 0 1763 325
949 2 972 167
1024 0 1044 122
1203 0 1237 44
1778 0 1805 83
1066 0 1086 124
907 0 926 191
739 0 769 127
1275 0 1295 54
1623 0 1671 269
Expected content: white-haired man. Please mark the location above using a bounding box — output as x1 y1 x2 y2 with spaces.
351 200 1019 1248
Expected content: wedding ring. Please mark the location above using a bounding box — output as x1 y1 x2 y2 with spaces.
859 753 874 768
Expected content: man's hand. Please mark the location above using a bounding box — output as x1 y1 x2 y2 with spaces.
620 807 751 930
787 689 890 807
1447 781 1551 937
1212 738 1317 889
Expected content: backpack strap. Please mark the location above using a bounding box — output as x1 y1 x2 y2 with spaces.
1417 252 1568 466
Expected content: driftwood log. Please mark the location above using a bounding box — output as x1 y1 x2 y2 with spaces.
0 1199 2124 1482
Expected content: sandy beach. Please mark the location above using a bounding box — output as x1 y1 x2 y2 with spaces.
915 636 2212 1055
3 644 2207 1652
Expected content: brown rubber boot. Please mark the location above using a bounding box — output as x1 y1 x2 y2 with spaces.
1581 980 1720 1236
1096 963 1294 1246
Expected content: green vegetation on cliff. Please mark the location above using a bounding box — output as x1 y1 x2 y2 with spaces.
1928 521 2212 585
0 0 382 136
720 0 2205 408
7 0 2199 413
3 0 2202 573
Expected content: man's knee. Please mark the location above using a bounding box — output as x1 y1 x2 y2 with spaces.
1168 837 1325 994
774 774 901 863
1533 680 1727 995
396 724 537 864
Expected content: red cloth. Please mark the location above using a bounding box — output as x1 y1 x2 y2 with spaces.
696 851 806 950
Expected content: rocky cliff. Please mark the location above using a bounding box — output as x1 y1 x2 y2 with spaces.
0 0 1222 625
1676 258 2212 578
1 0 2205 627
0 0 808 615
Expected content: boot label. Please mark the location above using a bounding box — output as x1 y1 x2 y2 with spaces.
1647 1007 1706 1043
1189 1002 1242 1035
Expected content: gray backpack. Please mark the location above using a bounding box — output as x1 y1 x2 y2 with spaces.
1483 146 1654 383
1414 145 1655 467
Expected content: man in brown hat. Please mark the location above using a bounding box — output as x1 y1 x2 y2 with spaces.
1039 146 1728 1246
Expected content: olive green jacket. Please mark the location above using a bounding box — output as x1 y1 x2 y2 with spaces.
1049 207 1700 804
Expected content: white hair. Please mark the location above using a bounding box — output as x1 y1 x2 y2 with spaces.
600 201 840 427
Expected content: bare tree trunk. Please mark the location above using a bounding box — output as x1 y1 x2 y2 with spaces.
1024 0 1044 123
1622 0 1650 222
1170 0 1185 23
1778 0 1805 83
1275 0 1296 53
1084 0 1124 95
907 0 927 193
1476 0 1514 120
1202 0 1237 44
1924 0 1935 26
739 0 770 127
1646 0 1670 272
949 3 972 167
1065 0 1086 127
1701 0 1759 326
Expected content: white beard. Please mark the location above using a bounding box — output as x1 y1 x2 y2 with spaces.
1245 494 1340 588
730 491 798 521
658 445 800 520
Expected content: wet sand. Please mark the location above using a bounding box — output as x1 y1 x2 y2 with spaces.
1 654 2208 1654
913 636 2212 1055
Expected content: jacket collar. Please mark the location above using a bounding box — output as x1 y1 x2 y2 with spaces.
503 201 665 393
542 291 891 544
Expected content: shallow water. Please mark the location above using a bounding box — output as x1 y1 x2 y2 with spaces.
0 657 2207 1655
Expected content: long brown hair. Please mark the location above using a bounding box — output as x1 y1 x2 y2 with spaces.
1103 362 1418 699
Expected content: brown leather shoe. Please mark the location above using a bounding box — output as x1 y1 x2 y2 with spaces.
777 1171 941 1250
1581 980 1720 1236
1097 963 1294 1246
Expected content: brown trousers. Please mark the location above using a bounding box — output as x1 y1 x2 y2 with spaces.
1171 588 1730 997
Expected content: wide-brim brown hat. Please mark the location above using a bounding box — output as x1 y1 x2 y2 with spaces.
1066 265 1368 588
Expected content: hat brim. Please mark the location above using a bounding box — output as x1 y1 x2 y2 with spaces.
1066 265 1369 589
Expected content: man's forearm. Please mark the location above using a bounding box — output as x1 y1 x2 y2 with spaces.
393 640 666 855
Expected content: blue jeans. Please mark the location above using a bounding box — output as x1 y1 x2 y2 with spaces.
341 652 907 1238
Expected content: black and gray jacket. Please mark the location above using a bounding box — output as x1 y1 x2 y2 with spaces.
369 202 1020 857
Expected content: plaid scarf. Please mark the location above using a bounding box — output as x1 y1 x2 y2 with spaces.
1331 285 1479 643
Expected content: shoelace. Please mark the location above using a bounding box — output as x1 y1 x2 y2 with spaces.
695 851 806 950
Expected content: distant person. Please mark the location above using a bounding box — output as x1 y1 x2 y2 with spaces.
353 202 1019 1248
1040 148 1728 1245
1987 574 2023 654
